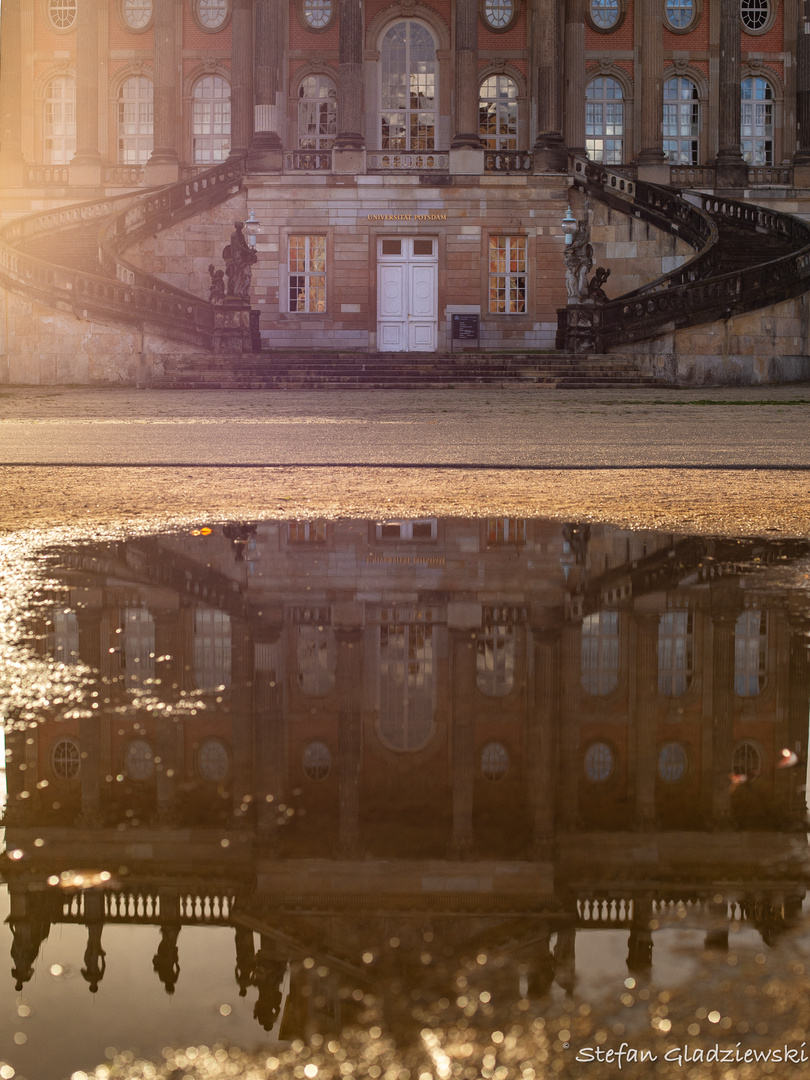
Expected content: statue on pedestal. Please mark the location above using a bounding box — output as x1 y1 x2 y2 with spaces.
564 214 593 302
207 263 225 302
223 220 258 299
587 266 611 303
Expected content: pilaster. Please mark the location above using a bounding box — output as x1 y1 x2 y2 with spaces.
715 0 747 186
146 0 180 184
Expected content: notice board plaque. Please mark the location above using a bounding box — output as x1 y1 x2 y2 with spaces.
451 313 480 341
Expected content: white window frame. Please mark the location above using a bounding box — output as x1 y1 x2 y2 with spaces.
379 20 438 152
297 74 337 150
663 76 700 165
479 74 519 151
489 235 527 314
118 76 154 164
288 235 327 313
586 75 624 164
44 75 76 165
375 518 437 541
741 75 773 166
191 74 231 164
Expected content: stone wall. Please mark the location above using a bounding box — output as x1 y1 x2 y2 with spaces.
621 292 810 384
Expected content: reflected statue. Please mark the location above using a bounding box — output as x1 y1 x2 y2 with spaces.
82 923 107 993
153 924 181 994
253 949 287 1031
10 916 51 991
234 927 256 997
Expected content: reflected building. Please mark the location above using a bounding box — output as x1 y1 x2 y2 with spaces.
2 519 809 1038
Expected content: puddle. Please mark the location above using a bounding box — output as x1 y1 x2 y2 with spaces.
1 517 810 1079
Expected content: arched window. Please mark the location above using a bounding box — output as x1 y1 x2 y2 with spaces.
476 623 515 696
735 609 767 696
663 76 700 165
43 75 76 164
197 738 230 782
732 740 762 779
581 611 620 695
479 75 518 151
481 742 509 781
380 21 437 151
379 620 435 750
741 76 773 166
124 739 155 780
665 0 696 29
584 741 613 782
589 0 620 27
118 76 153 164
123 606 155 684
194 607 232 688
586 76 624 164
192 75 231 163
51 737 81 781
297 625 336 695
657 610 693 697
658 741 687 783
298 74 337 150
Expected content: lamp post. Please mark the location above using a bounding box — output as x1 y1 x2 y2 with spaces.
245 208 261 249
561 205 577 246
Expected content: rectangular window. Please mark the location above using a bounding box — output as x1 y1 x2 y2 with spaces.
288 521 326 543
489 235 526 314
288 235 326 313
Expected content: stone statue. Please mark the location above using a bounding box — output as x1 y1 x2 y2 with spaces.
222 220 258 299
564 213 593 303
587 266 611 303
207 263 225 302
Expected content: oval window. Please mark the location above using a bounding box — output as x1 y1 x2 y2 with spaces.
584 742 613 783
197 738 230 782
51 737 80 781
481 741 509 781
740 0 769 31
658 742 687 783
302 741 331 780
302 0 332 29
482 0 514 29
124 739 155 781
589 0 620 29
48 0 77 29
121 0 152 29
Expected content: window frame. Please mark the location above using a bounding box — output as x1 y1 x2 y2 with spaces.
50 736 81 782
664 0 703 33
190 0 231 33
584 741 614 783
379 19 438 153
741 74 775 166
586 74 625 164
740 0 775 34
479 73 520 151
117 0 154 32
488 234 528 316
191 73 231 164
662 73 702 166
196 737 231 782
481 741 510 781
586 0 627 33
117 75 154 165
297 72 338 151
297 0 335 32
45 0 77 32
478 0 520 33
43 73 76 165
287 234 327 315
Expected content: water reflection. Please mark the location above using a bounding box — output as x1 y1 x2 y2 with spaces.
2 518 810 1074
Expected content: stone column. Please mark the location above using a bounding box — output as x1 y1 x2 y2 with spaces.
783 624 810 827
70 0 103 185
633 612 659 829
528 632 558 856
532 0 567 169
154 611 180 822
558 622 581 825
450 0 484 173
563 0 587 156
230 616 255 821
715 0 747 186
337 629 363 857
0 0 25 185
248 0 284 171
636 0 668 181
795 0 810 175
230 0 254 157
255 633 287 843
146 0 180 184
332 0 366 173
77 611 104 827
710 607 736 829
450 631 476 857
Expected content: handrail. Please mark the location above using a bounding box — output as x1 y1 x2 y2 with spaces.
0 156 246 347
568 156 810 350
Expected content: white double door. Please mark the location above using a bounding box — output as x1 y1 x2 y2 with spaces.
377 236 438 352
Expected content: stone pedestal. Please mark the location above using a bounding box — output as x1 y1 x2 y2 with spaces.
450 147 484 175
636 162 672 185
332 148 366 174
145 159 181 186
714 158 748 189
557 302 602 353
533 144 568 173
213 297 254 352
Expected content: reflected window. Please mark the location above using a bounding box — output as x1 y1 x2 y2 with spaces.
297 625 336 695
586 76 624 164
124 739 155 780
379 622 435 750
298 75 337 149
51 737 80 780
194 608 231 688
658 741 687 782
376 519 437 541
47 608 79 664
479 75 519 151
380 21 437 151
481 741 509 780
663 76 700 165
486 517 525 544
581 611 620 695
657 610 693 697
288 520 326 543
302 741 331 780
192 75 230 163
476 624 515 697
44 75 76 165
735 609 767 696
197 738 230 782
123 606 155 683
741 76 773 166
584 741 613 782
732 740 762 779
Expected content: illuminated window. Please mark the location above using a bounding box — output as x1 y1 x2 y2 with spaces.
476 624 515 697
663 76 700 165
584 741 613 782
481 742 509 780
479 75 518 151
658 742 687 782
124 739 155 781
741 76 773 165
581 611 619 695
302 741 331 780
194 608 231 688
121 0 152 29
586 76 624 164
489 236 526 314
118 76 153 164
288 235 326 313
197 738 230 782
196 0 228 29
657 610 693 697
380 21 437 151
192 75 230 163
43 75 76 165
48 0 77 29
735 609 767 696
297 625 336 695
303 0 333 29
589 0 620 28
732 740 762 779
298 75 337 150
51 738 80 780
665 0 695 28
379 621 435 751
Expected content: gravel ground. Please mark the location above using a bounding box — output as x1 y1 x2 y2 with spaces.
0 384 808 536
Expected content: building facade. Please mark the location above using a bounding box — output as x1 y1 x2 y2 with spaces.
1 0 810 356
